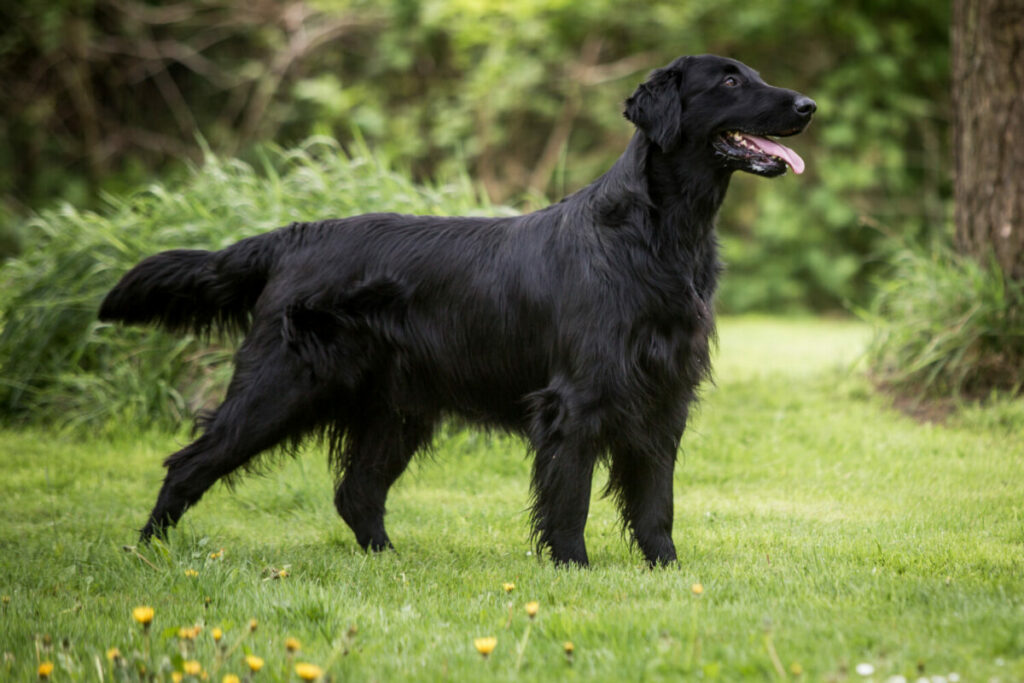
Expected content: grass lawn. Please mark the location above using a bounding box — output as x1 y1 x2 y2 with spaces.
1 316 1022 681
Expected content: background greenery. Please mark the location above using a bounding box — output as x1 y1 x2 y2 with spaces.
1 0 950 311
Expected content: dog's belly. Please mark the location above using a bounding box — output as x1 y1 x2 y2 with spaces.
385 335 550 428
363 284 555 426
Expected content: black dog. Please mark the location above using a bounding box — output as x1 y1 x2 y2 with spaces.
100 55 814 567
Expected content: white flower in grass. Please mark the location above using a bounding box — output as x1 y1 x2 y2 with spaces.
884 676 907 683
855 662 875 676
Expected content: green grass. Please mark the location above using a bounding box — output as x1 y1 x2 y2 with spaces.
2 317 1023 681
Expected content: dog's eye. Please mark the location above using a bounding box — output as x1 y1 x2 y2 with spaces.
723 76 739 87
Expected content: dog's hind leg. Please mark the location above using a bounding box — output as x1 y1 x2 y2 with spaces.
332 405 435 552
607 428 682 567
140 336 321 542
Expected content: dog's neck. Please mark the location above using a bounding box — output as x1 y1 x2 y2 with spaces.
588 133 731 251
643 135 731 238
566 133 725 308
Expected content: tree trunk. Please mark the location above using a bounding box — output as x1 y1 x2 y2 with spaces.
952 0 1024 279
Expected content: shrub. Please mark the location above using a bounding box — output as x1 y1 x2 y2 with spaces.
865 241 1024 399
0 138 501 429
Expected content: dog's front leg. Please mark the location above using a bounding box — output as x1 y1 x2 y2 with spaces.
608 439 679 567
529 439 596 567
526 387 599 567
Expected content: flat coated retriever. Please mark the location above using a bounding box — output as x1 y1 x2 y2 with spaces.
100 54 815 567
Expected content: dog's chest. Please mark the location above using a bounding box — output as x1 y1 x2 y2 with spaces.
625 293 714 393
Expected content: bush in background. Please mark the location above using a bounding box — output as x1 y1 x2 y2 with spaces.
0 139 501 428
865 241 1024 400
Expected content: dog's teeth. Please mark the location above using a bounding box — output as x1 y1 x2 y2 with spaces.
730 132 752 149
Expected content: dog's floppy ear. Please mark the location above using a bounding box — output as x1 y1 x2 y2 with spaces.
624 61 687 151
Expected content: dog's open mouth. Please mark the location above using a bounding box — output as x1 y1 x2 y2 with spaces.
714 131 805 175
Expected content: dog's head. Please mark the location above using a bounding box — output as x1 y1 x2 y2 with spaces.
624 54 815 177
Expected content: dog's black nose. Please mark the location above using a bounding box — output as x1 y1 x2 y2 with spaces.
794 96 817 116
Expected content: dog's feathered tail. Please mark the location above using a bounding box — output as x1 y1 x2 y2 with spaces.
99 230 285 337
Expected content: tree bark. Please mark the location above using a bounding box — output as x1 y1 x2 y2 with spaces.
952 0 1024 279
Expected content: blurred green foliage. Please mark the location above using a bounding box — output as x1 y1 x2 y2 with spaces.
0 0 950 311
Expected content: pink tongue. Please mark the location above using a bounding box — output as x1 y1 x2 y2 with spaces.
745 135 805 174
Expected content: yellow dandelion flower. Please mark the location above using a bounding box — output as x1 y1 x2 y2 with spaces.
132 606 154 627
106 647 122 662
177 626 199 640
210 549 223 559
285 637 301 653
563 641 575 655
295 662 324 681
502 582 515 593
38 661 54 679
171 672 183 683
691 583 704 595
525 601 539 619
184 569 199 578
790 662 803 676
245 655 264 672
183 660 202 675
212 627 223 643
222 675 240 683
474 637 497 658
248 618 258 632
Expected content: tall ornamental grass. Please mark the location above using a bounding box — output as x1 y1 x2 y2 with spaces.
865 241 1024 400
0 138 501 429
